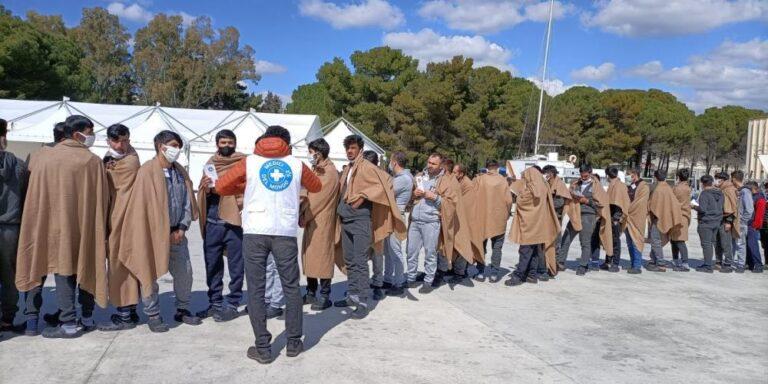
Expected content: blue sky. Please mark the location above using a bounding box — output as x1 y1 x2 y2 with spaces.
3 0 767 112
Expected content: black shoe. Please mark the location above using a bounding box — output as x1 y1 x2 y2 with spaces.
673 265 691 272
0 318 22 333
196 306 221 320
247 346 274 364
147 316 169 333
265 306 283 319
696 266 714 273
97 314 138 332
406 281 421 289
473 272 486 282
646 263 666 272
218 306 239 322
504 276 524 287
627 268 642 274
381 282 393 290
372 288 384 301
415 272 426 282
599 262 610 271
302 293 317 306
334 297 354 308
589 264 600 272
311 296 332 311
537 273 550 282
42 323 82 339
174 309 202 325
24 318 40 336
286 339 304 358
735 267 745 274
752 267 764 273
349 304 369 320
385 286 405 296
488 272 502 283
719 266 734 273
43 310 61 326
576 266 588 276
556 262 566 272
525 275 538 284
418 284 434 294
608 265 620 273
430 277 444 288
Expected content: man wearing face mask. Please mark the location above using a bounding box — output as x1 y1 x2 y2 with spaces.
98 124 143 331
0 119 27 333
16 115 109 338
382 152 412 295
117 130 200 332
196 130 246 322
714 172 736 272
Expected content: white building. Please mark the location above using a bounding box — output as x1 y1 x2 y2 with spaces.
746 118 768 180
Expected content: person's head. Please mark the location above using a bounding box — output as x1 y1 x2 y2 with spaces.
676 168 690 183
362 150 379 166
653 169 667 182
53 122 66 143
730 170 744 186
453 163 468 180
700 175 714 188
746 180 760 194
442 158 455 174
485 159 499 171
215 129 237 157
542 165 557 181
106 124 131 155
262 125 291 146
427 153 444 176
714 172 729 186
531 165 542 173
579 164 593 181
0 118 6 151
308 138 330 165
153 130 183 165
605 166 619 180
64 115 95 147
343 134 364 161
627 168 641 183
390 151 406 172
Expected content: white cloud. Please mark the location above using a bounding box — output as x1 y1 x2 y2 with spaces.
710 38 768 67
383 28 514 72
107 2 154 23
254 60 288 75
418 0 572 34
528 77 579 96
583 0 768 37
628 39 768 111
570 62 616 82
298 0 405 29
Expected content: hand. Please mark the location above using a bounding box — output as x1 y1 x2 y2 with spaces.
351 198 364 209
579 196 589 204
298 216 306 228
414 189 425 198
170 230 185 245
425 190 437 201
200 175 213 191
724 223 732 232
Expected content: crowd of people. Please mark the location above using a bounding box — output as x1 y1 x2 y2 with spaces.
0 115 765 364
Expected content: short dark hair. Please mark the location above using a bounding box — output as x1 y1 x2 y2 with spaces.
263 125 291 145
455 163 468 174
343 134 364 149
392 151 407 168
107 124 130 140
700 175 714 186
531 165 542 173
715 172 729 181
542 165 558 175
485 159 499 168
745 180 759 190
0 119 6 137
676 168 690 182
215 129 237 145
153 130 183 153
308 138 330 159
429 152 444 162
605 166 619 179
64 115 94 137
653 169 667 181
579 164 593 173
593 173 601 181
362 150 379 166
443 158 454 170
53 122 66 143
730 170 744 182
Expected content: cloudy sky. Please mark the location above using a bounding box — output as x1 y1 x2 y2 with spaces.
4 0 767 112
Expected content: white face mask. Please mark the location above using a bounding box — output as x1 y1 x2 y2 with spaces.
162 145 181 163
108 148 126 159
78 132 95 147
309 154 318 167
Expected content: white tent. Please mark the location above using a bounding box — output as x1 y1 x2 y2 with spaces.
304 117 386 170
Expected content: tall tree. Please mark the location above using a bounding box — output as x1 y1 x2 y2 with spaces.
258 92 283 113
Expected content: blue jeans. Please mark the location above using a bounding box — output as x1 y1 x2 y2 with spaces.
746 227 763 270
203 222 244 309
626 230 643 269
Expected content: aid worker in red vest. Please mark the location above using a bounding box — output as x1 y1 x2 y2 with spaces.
210 125 321 365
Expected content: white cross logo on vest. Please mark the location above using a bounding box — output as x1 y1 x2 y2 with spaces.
259 159 294 192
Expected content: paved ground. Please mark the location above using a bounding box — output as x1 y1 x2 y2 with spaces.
1 221 767 384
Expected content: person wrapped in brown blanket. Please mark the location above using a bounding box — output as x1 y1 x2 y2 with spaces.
473 159 513 282
505 166 560 286
601 167 630 272
646 169 683 272
714 172 739 271
669 168 693 272
16 116 108 338
448 164 484 282
543 165 572 275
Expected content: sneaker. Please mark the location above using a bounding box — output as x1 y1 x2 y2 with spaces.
247 346 274 364
415 272 426 282
43 310 61 326
589 264 600 272
174 309 202 325
333 297 354 308
752 267 764 273
599 263 610 271
24 318 40 336
42 323 82 339
719 266 734 273
537 273 550 282
488 271 502 283
448 274 468 285
349 304 369 320
525 275 538 284
286 339 304 358
79 317 97 333
97 314 137 332
302 293 317 306
385 286 405 296
695 266 714 273
372 288 384 301
627 268 642 274
147 316 169 333
311 296 332 311
430 277 444 288
406 281 421 289
673 265 691 272
196 306 222 320
265 306 283 319
473 272 486 282
504 276 524 287
218 306 239 322
645 263 666 272
418 284 435 294
576 266 588 276
381 282 393 290
0 317 20 333
735 267 745 274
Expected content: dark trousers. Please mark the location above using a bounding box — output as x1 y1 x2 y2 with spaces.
306 277 331 297
0 224 19 320
715 224 733 266
341 221 371 303
671 241 689 264
244 234 302 350
482 234 504 269
514 244 542 280
24 275 94 322
608 221 622 265
557 214 597 267
698 226 719 268
746 227 763 270
760 228 768 265
203 222 244 309
454 257 468 276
